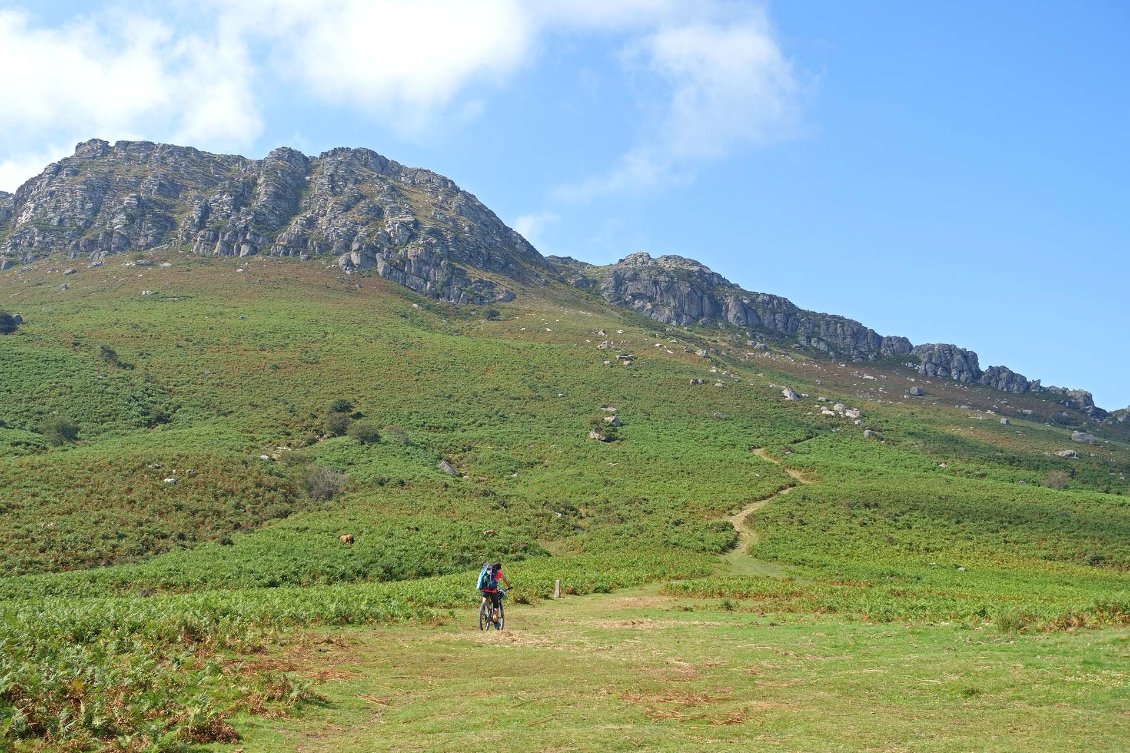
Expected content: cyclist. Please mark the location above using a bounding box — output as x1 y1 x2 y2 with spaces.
479 561 511 626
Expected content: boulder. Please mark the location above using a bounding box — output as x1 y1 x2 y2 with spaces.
438 460 460 476
339 533 354 544
782 387 800 401
1071 431 1096 444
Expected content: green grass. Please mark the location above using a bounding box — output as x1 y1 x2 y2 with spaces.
1 251 1128 751
204 590 1130 753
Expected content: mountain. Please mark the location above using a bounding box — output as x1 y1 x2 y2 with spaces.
0 138 544 304
0 139 1106 412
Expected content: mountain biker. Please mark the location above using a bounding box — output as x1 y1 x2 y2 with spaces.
479 562 511 625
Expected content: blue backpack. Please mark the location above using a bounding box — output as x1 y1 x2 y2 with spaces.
476 563 492 590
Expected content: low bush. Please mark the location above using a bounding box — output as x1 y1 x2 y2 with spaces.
348 421 381 444
0 311 18 334
303 465 347 501
40 417 79 446
325 412 350 436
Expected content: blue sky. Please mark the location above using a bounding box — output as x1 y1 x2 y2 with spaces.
2 1 1127 409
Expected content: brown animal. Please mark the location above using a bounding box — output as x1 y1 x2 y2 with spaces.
339 534 354 545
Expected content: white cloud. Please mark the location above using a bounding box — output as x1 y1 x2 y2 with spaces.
214 0 534 137
556 12 800 200
0 1 801 197
512 210 560 249
0 6 261 190
0 147 70 194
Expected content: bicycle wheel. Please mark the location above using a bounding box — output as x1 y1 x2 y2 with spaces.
478 598 491 631
495 600 504 631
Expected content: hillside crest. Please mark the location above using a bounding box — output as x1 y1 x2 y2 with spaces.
0 139 1107 412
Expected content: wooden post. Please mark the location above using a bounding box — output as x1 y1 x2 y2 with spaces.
554 579 561 599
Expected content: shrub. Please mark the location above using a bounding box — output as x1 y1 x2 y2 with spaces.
348 421 381 444
325 412 350 437
995 610 1031 634
40 417 80 446
0 311 18 334
303 465 347 501
485 308 501 321
1045 470 1069 490
383 425 410 444
98 344 120 365
328 399 353 413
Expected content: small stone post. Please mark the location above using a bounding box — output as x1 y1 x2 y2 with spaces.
554 579 561 599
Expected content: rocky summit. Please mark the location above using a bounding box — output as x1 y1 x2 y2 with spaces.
0 139 545 304
0 139 1107 411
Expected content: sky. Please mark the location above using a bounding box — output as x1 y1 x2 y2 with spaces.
1 1 1127 410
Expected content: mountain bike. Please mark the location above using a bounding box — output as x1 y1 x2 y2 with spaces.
478 589 505 631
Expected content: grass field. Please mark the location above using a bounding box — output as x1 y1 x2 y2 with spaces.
1 251 1127 751
206 589 1130 753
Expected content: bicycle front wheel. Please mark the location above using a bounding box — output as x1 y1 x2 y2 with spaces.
495 600 504 631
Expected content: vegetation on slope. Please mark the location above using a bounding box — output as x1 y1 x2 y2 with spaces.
0 252 1126 751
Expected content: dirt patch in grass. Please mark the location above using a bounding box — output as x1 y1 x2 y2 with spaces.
594 617 723 630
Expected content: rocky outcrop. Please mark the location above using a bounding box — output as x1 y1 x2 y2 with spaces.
978 365 1030 393
911 344 981 383
0 139 544 304
553 252 913 360
1045 387 1104 418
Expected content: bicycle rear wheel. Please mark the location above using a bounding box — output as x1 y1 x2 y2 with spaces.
478 599 491 631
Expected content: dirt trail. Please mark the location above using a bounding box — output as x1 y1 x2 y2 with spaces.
721 448 812 576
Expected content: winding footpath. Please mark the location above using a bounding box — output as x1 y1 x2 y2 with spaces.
720 448 812 576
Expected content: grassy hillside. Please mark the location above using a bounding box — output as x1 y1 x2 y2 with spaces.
1 252 1126 751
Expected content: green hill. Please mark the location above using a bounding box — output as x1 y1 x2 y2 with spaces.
1 248 1127 751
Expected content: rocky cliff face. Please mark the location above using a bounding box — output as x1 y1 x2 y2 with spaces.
550 252 912 360
912 343 982 383
0 139 544 303
0 192 13 226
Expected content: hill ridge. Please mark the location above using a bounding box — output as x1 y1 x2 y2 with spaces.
0 138 1109 412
